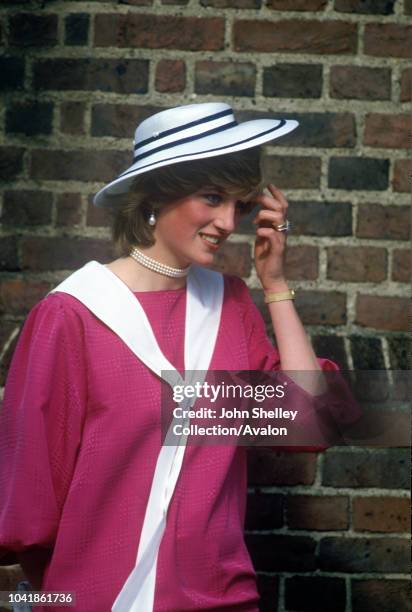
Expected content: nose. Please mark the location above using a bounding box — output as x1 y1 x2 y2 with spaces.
214 202 237 234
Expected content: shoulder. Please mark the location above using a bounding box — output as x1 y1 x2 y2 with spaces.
30 290 87 321
21 291 88 345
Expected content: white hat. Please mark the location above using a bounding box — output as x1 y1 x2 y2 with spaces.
93 102 298 208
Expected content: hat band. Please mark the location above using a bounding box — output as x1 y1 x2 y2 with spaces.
135 108 234 153
133 120 238 164
120 121 286 179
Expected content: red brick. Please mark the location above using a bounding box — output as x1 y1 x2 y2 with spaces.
0 57 25 91
319 536 409 573
6 101 53 136
329 156 388 190
311 335 348 370
30 149 130 182
295 291 346 326
392 159 411 193
0 236 20 271
285 577 346 612
263 63 322 98
285 246 319 280
245 492 283 530
195 61 256 97
2 190 53 226
364 24 412 58
356 203 411 241
60 102 86 135
335 0 395 13
155 60 185 93
64 13 90 46
356 295 410 331
201 0 260 6
94 14 225 51
353 496 410 533
0 563 25 590
362 410 411 448
211 242 251 277
233 20 357 54
287 495 348 530
392 249 411 283
288 200 352 236
0 321 20 388
323 449 409 489
9 13 58 47
248 448 317 486
162 0 190 4
20 237 115 271
288 200 352 237
91 104 162 138
119 0 152 4
56 193 83 226
364 114 411 149
237 111 355 148
350 336 385 370
330 65 391 100
246 533 316 571
0 279 50 316
257 575 279 612
388 340 411 372
400 68 411 102
262 156 321 189
327 247 387 282
268 0 327 8
352 579 411 612
0 147 24 180
34 59 148 94
86 196 113 227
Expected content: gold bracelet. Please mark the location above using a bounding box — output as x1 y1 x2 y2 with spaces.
264 289 295 304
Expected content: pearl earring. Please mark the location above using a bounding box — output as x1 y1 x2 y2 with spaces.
148 211 156 227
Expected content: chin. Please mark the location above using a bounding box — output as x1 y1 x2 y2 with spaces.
191 252 216 267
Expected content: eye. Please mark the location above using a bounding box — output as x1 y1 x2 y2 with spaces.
204 193 222 206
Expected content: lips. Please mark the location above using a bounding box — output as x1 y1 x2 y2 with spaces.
199 232 222 246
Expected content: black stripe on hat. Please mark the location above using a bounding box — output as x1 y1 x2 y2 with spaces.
135 108 234 152
119 121 286 179
133 120 238 164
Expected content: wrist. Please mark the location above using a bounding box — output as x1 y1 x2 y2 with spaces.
262 279 290 293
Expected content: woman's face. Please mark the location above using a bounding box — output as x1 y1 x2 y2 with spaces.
152 187 253 268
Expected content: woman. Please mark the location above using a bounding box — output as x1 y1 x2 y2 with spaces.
0 103 357 612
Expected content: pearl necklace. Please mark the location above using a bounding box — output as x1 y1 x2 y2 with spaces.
129 247 190 278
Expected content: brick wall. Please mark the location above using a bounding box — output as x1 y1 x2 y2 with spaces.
0 1 410 611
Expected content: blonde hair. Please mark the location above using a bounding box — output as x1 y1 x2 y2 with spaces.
110 147 264 257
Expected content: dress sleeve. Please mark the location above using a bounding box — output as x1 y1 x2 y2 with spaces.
0 293 88 555
229 276 362 452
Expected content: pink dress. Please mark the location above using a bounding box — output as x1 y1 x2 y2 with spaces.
0 273 340 611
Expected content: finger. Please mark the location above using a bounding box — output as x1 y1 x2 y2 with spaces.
253 209 285 226
267 184 289 211
256 226 287 240
254 192 284 212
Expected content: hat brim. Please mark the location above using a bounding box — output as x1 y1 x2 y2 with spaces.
93 118 298 207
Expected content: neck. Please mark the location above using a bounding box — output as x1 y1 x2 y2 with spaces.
128 256 188 291
129 244 191 288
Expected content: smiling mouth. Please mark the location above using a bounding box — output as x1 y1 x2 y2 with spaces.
199 232 222 245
